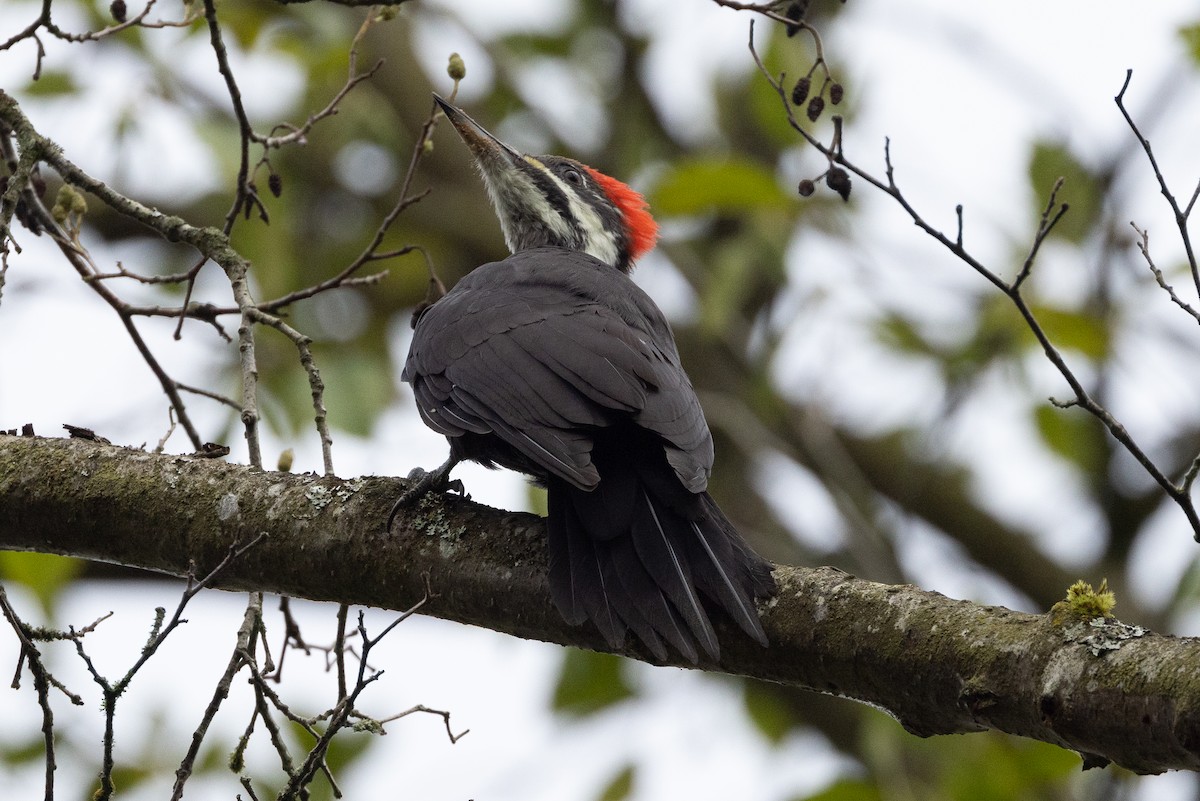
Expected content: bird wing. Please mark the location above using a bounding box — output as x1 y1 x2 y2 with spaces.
403 249 713 491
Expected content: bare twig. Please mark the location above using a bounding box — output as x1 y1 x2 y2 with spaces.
170 594 264 801
70 534 266 801
1129 223 1200 323
256 12 383 150
748 24 1200 538
0 583 63 801
335 603 349 701
1012 176 1070 290
1115 70 1200 300
380 704 469 744
0 0 196 80
246 308 334 475
201 0 257 235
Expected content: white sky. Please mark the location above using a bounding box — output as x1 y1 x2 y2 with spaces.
3 0 1200 799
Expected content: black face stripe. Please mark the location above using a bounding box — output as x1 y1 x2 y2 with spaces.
538 156 632 267
524 160 582 244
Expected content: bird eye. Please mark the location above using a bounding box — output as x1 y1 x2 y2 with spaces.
563 168 583 185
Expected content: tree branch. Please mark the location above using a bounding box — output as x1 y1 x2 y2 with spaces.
1 434 1197 774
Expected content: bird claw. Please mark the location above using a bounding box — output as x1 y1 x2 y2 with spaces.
406 466 465 498
386 457 462 531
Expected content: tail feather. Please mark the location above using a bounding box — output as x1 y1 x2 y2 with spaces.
547 489 609 635
601 538 681 662
630 488 720 660
545 489 585 624
688 519 769 647
546 460 775 663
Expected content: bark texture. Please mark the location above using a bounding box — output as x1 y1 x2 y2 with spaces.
1 434 1198 773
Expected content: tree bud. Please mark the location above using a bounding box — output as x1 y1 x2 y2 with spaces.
448 53 466 82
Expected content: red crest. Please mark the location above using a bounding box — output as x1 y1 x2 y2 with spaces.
584 167 659 262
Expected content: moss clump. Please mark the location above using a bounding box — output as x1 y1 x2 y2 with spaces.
1052 579 1116 625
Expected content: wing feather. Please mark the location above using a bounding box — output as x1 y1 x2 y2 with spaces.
404 249 713 490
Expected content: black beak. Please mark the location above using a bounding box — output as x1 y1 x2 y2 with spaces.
433 94 523 166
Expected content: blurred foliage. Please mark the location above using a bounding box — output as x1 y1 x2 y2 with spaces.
743 678 796 745
595 763 637 801
5 0 1200 798
1027 141 1103 244
650 158 794 215
854 713 1084 801
794 778 882 801
1180 23 1200 64
551 649 636 716
0 552 84 616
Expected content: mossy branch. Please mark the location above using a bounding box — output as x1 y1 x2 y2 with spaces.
2 434 1199 774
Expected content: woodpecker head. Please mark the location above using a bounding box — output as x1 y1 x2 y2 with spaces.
434 94 658 274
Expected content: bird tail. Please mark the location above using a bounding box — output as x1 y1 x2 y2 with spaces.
545 462 776 663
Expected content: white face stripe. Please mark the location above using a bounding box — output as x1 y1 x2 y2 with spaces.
538 165 621 267
481 166 575 253
475 153 624 268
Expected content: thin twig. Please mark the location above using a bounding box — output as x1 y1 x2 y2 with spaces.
202 0 256 235
1129 223 1200 323
170 594 263 801
1011 176 1070 290
0 583 61 801
246 308 334 475
1115 69 1200 300
379 704 469 744
749 24 1200 538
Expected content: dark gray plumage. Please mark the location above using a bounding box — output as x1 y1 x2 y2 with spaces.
403 247 776 661
397 94 776 661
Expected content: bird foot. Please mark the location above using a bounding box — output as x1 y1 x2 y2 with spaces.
386 457 462 532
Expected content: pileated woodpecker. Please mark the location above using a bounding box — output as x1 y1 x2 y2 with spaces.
396 94 777 663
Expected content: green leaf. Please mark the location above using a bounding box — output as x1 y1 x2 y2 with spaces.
698 235 787 336
861 713 1079 801
526 484 548 516
594 764 636 801
551 649 635 717
943 735 1079 801
1033 405 1107 474
1027 141 1102 244
1180 23 1200 64
267 345 391 438
0 735 51 766
1169 554 1200 610
218 0 278 49
22 71 78 97
107 763 154 795
742 681 794 744
0 552 84 614
1027 304 1110 359
650 158 792 216
792 779 882 801
501 33 574 58
876 313 939 358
